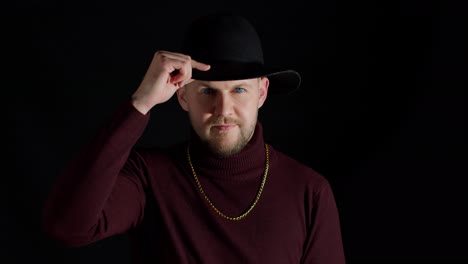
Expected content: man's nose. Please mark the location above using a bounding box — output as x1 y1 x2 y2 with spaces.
213 93 233 117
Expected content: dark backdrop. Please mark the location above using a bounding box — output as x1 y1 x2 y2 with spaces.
8 0 466 263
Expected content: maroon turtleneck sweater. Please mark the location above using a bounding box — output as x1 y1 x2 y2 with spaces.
42 99 346 264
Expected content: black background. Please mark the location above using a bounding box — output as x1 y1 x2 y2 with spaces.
7 0 467 263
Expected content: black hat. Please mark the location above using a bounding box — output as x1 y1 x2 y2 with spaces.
181 13 301 95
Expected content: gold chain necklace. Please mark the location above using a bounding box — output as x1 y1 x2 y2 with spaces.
186 143 269 221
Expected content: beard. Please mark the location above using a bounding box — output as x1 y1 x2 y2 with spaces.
194 116 257 158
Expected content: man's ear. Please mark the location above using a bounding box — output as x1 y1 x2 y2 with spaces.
258 77 269 108
176 87 189 111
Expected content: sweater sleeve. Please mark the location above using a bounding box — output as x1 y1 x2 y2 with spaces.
301 180 346 264
41 99 151 247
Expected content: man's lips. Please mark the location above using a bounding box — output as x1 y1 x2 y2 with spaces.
212 124 236 131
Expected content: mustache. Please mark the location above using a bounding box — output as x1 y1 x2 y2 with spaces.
209 117 239 126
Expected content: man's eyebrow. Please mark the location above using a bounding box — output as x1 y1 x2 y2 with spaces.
196 81 210 87
231 82 252 87
196 81 253 88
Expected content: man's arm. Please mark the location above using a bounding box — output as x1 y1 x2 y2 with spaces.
41 100 151 247
41 50 210 247
301 180 346 264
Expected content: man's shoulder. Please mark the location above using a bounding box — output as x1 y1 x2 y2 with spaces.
269 144 327 183
132 140 188 162
269 144 314 168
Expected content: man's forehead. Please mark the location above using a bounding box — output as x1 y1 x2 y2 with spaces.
191 78 258 88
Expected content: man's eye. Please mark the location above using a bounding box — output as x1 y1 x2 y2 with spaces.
235 87 245 93
201 88 213 94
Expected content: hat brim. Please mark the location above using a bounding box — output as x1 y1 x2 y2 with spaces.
191 63 301 95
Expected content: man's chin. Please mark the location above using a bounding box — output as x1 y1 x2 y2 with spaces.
206 139 244 158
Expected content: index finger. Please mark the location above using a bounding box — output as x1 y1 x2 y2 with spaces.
191 59 211 71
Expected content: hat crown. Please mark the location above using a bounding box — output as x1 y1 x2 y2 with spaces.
178 13 301 94
181 14 264 65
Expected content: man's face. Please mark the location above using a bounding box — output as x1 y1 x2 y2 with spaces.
177 77 269 157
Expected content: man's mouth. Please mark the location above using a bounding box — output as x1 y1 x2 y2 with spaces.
212 124 235 131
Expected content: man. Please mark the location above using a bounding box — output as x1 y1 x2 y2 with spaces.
42 13 346 263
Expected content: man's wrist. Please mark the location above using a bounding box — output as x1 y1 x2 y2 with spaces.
131 96 150 115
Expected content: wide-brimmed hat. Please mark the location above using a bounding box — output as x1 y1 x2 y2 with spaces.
180 13 301 95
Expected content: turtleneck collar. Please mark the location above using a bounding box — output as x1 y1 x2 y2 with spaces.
188 122 267 180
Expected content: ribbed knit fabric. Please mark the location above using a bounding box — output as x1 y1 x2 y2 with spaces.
42 99 346 264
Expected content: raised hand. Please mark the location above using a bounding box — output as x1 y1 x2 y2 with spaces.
131 50 210 114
